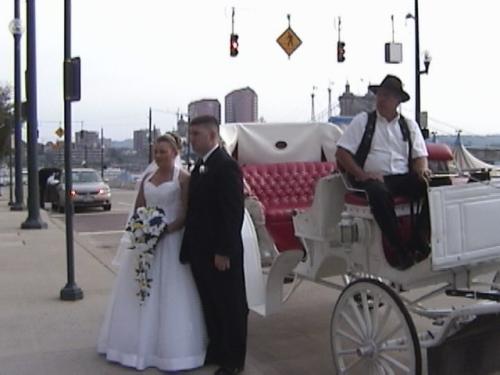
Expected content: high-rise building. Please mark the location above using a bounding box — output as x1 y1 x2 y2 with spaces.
188 99 221 124
225 87 258 123
133 128 160 155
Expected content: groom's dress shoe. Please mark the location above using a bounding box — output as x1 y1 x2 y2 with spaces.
214 366 243 375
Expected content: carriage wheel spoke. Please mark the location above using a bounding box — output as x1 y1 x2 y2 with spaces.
340 311 364 341
374 303 392 342
361 291 373 338
377 322 403 346
380 353 411 373
340 356 363 374
336 328 363 345
348 296 368 337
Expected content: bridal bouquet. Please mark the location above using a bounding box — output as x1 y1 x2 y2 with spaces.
125 206 168 304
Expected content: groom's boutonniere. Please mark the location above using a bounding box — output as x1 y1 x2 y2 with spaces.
199 164 207 175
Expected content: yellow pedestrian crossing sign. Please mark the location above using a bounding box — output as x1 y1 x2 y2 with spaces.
55 127 64 138
277 27 302 58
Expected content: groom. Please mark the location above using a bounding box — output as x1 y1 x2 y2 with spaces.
180 115 248 375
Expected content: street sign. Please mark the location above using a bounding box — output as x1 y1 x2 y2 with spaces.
276 27 302 58
55 127 64 138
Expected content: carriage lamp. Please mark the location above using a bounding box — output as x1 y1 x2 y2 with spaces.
339 212 359 244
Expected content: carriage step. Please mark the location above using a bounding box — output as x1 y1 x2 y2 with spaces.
445 289 500 302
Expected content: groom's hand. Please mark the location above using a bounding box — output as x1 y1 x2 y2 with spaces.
214 254 230 271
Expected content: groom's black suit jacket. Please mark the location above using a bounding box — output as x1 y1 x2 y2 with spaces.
180 146 248 369
180 146 244 263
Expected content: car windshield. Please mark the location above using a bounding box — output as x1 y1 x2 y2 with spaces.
72 171 102 183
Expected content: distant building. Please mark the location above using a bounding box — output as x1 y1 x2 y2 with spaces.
133 128 160 155
225 87 258 123
188 99 221 124
338 82 376 117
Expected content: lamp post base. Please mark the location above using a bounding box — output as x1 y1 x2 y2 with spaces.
21 218 47 229
10 203 24 211
60 283 84 301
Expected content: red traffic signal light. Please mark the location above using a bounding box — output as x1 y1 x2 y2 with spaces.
230 33 239 57
337 41 345 62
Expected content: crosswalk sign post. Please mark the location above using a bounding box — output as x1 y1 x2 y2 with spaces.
276 14 302 59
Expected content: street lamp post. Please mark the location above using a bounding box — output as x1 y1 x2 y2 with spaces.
406 0 431 139
9 1 24 211
21 0 46 229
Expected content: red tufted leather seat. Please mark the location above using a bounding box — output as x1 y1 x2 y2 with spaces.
242 162 336 251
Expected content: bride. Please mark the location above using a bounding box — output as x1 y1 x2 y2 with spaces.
98 133 207 371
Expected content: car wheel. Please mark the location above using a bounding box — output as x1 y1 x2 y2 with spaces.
103 204 111 211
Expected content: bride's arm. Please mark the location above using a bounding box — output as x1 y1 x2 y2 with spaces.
165 170 190 233
134 176 147 209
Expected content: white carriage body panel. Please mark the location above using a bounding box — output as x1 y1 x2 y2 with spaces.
430 181 500 270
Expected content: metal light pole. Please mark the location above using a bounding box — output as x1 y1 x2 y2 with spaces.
310 86 317 122
9 0 24 211
21 0 46 229
60 0 83 301
406 0 431 138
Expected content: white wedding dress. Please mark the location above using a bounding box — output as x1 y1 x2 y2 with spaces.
97 166 207 371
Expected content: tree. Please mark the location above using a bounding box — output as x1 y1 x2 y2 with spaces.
0 84 13 160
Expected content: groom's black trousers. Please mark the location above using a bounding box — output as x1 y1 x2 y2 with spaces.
190 252 249 370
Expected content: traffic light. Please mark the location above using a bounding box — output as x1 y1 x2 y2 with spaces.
337 41 345 62
230 33 239 57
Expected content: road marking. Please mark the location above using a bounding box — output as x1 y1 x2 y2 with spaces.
78 230 125 236
118 201 133 207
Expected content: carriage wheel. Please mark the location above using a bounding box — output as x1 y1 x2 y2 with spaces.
330 278 421 375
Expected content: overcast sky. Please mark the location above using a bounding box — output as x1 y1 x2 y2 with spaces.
0 0 499 142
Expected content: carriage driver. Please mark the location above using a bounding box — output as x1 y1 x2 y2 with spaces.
335 74 431 270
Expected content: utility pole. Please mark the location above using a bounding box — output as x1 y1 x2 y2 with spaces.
21 0 46 229
310 86 316 122
9 0 24 211
100 127 104 178
327 86 332 119
60 0 83 301
148 107 152 164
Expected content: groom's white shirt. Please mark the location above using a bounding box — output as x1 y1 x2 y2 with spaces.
202 144 219 163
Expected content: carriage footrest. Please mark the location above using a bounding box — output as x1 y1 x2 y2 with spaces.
445 289 500 302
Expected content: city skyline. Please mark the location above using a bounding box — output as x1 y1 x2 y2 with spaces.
0 0 499 142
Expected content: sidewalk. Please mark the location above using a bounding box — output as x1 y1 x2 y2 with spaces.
0 195 337 375
0 196 199 375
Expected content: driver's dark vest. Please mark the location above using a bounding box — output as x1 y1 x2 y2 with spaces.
354 111 413 173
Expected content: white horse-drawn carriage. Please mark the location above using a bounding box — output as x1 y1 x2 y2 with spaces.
221 122 500 375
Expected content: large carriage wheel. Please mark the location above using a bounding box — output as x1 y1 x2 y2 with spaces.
330 279 421 375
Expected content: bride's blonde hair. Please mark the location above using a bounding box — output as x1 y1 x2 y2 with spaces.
156 132 182 153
